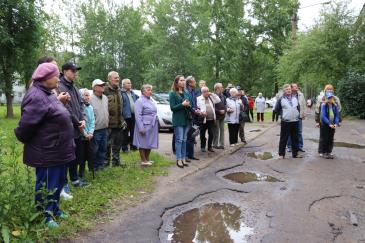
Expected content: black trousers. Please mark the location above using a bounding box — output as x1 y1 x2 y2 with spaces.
123 117 137 151
228 123 240 145
279 121 299 157
319 124 335 154
272 111 279 122
200 120 215 149
67 137 83 183
78 139 96 178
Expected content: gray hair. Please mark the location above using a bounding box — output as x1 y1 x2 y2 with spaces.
141 84 153 94
121 79 131 87
229 88 238 96
282 84 291 90
214 82 222 91
107 71 119 80
201 86 209 93
185 76 195 88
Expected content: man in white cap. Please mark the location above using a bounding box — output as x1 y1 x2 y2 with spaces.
90 79 109 170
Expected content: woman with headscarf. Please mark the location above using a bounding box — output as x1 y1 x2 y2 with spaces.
14 63 75 228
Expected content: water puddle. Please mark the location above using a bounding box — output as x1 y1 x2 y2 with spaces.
224 172 281 184
247 151 273 160
307 139 365 149
249 129 261 132
167 203 253 243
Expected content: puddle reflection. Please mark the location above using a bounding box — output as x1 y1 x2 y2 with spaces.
169 203 253 243
307 139 365 149
247 152 273 160
224 172 280 184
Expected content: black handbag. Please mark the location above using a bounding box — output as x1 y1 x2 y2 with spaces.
239 110 249 122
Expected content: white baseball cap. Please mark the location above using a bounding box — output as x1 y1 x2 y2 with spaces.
92 79 105 88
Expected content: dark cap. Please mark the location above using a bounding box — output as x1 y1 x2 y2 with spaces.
62 62 82 72
236 86 242 90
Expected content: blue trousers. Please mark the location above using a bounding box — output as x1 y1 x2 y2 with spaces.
35 165 66 219
174 125 188 160
287 118 303 150
93 129 108 168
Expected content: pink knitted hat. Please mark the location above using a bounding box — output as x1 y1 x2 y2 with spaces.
32 63 59 82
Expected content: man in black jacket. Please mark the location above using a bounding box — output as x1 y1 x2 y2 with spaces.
58 62 88 192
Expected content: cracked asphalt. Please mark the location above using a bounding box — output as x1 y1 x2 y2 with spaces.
73 115 365 243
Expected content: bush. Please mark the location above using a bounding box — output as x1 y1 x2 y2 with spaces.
337 72 365 119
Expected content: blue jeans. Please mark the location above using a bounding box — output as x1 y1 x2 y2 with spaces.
35 165 66 220
93 129 108 168
287 118 303 150
174 126 188 160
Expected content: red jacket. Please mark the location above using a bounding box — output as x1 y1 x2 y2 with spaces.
248 97 254 109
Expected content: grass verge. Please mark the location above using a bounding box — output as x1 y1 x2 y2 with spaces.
0 106 174 242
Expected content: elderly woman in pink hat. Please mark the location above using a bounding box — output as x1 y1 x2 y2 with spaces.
15 63 75 228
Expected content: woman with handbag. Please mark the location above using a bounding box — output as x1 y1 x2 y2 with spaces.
225 88 244 146
169 75 191 168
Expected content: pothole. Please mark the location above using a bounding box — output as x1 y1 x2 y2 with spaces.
247 152 274 160
249 129 262 132
307 139 365 149
223 172 281 184
166 203 253 243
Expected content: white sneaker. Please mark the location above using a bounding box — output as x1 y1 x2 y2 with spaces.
319 153 324 157
148 161 155 164
141 161 153 166
60 188 73 200
230 144 235 147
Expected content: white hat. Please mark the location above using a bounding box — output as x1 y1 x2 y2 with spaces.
92 79 105 88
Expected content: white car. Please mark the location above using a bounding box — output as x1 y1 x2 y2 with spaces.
133 90 173 131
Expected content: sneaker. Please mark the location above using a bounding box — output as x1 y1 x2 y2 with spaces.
218 146 225 149
230 144 236 147
148 160 155 164
327 153 334 159
319 153 324 157
299 148 306 152
63 184 71 194
60 188 73 200
201 148 207 152
56 212 69 220
141 161 152 166
287 148 292 153
72 179 90 188
45 219 59 229
208 148 215 152
293 154 303 158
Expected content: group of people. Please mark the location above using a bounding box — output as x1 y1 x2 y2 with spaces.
15 57 160 228
14 56 342 228
274 83 341 160
169 76 263 168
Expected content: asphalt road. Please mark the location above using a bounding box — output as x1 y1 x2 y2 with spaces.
73 115 365 243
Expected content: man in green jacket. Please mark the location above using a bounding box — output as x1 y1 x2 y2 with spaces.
104 71 126 167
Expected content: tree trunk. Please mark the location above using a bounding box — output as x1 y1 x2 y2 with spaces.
5 93 13 118
4 77 14 118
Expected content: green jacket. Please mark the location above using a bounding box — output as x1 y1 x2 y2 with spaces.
169 91 190 127
104 83 124 128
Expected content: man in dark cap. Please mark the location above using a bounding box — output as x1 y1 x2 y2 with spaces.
58 62 88 196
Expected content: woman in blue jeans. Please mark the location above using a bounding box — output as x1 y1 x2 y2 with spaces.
169 75 191 168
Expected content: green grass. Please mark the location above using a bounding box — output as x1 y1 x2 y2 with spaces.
0 106 174 242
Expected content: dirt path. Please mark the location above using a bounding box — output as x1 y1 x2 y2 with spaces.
72 115 365 243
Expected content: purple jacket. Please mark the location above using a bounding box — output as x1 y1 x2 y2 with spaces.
14 82 75 168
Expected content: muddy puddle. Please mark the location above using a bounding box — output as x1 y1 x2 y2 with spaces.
224 172 281 184
247 151 274 160
307 139 365 149
167 203 253 243
249 129 262 132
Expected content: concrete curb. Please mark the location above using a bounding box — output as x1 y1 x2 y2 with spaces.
167 123 277 183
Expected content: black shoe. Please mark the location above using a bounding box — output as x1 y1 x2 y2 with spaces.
201 148 206 152
176 160 184 168
113 163 127 168
188 157 200 160
208 148 215 152
299 148 306 152
185 158 191 162
217 146 224 149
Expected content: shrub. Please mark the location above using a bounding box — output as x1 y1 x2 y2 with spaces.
337 71 365 119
